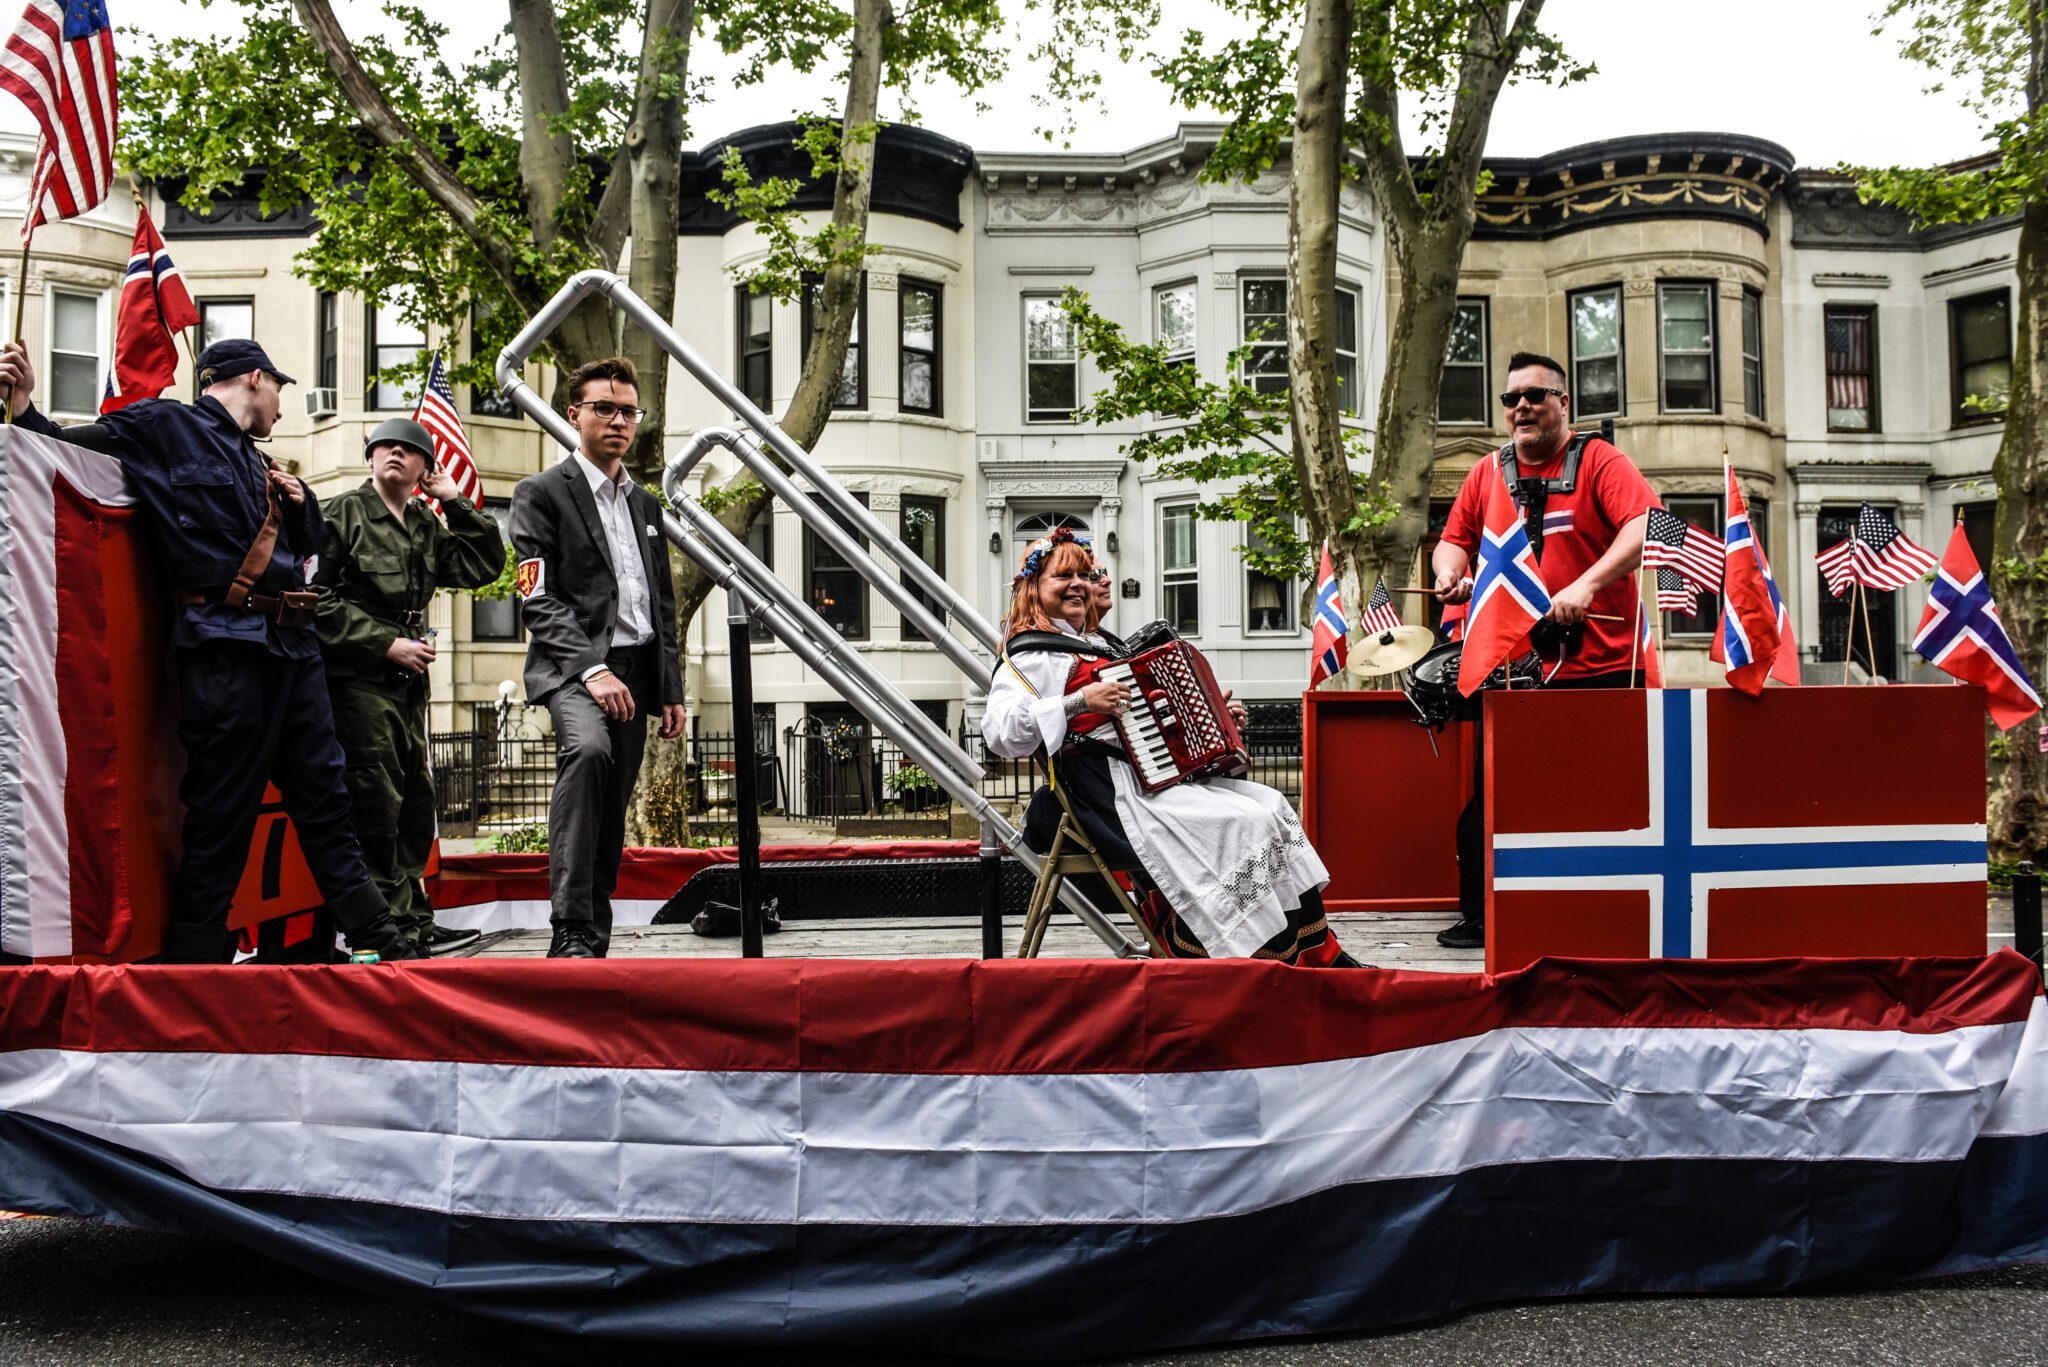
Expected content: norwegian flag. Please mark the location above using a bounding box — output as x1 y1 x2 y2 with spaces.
1359 575 1402 636
414 352 483 508
1654 566 1697 616
0 0 117 241
1714 464 1798 695
1913 522 2042 731
1642 507 1721 595
100 206 197 414
1460 466 1550 698
1820 503 1939 593
1308 543 1347 688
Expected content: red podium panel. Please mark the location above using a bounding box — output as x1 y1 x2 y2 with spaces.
1302 691 1467 912
1485 686 1988 973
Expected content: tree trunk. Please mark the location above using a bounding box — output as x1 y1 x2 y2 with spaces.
1988 9 2048 862
1367 231 1466 586
667 0 891 626
1286 0 1360 607
621 0 697 484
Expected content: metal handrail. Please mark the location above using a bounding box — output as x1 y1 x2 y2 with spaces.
495 271 1144 958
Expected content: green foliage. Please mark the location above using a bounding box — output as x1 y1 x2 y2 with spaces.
483 822 550 853
709 116 881 301
469 541 520 602
1852 0 2045 225
883 760 941 796
1058 289 1393 581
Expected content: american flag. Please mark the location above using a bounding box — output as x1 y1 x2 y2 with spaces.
414 352 483 508
1641 507 1722 594
1359 575 1402 635
0 0 117 241
1655 567 1697 616
1817 503 1938 595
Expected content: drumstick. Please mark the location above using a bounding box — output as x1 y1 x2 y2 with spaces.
1385 587 1623 622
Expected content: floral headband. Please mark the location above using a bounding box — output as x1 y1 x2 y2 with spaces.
1012 526 1093 584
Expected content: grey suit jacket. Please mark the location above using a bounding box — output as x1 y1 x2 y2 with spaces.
509 456 684 708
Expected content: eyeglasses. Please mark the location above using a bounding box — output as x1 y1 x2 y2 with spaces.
1499 386 1565 409
573 400 647 425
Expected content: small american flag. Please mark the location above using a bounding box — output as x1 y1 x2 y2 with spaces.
0 0 116 241
1654 566 1697 615
1642 507 1722 594
1817 503 1938 595
414 352 483 508
1359 575 1402 635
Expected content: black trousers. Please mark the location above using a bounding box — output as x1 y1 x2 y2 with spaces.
1454 669 1645 922
544 644 658 951
172 641 383 960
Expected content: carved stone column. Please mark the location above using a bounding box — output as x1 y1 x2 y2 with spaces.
1794 499 1822 660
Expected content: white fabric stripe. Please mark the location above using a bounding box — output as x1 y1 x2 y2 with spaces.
0 435 23 953
432 897 663 935
0 1019 2034 1229
5 434 67 956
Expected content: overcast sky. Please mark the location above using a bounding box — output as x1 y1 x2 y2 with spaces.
11 1 1993 169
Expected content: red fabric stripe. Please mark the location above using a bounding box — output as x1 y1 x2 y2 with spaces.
52 479 129 957
0 953 2033 1074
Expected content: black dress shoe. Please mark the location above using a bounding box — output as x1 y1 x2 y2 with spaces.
548 924 601 959
1327 951 1371 969
422 924 483 956
1435 917 1485 950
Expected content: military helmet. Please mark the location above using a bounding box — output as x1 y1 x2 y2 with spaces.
364 417 437 468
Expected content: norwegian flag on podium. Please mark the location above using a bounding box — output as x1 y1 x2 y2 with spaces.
1308 543 1347 688
1460 465 1550 696
1914 522 2042 730
1484 686 1988 972
1713 463 1799 693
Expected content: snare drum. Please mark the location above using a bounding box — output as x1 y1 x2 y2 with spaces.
1402 641 1543 728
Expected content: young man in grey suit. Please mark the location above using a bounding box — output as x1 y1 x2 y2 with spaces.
510 357 686 958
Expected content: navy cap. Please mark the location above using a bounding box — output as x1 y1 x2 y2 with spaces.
195 338 296 388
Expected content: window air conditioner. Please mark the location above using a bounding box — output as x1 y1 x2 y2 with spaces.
304 387 339 419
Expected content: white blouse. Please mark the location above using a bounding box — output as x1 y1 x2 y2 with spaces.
980 621 1113 759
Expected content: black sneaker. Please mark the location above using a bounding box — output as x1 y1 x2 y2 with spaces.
1327 951 1371 969
1435 918 1485 950
421 924 483 956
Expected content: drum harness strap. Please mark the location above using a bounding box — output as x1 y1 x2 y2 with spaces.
1497 431 1596 684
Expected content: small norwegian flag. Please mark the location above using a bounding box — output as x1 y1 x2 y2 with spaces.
1359 575 1402 636
1642 507 1721 596
1913 522 2041 730
1308 543 1348 688
101 205 197 414
414 352 483 508
1460 465 1551 698
1714 463 1798 695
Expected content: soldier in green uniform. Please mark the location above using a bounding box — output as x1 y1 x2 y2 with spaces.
313 418 505 955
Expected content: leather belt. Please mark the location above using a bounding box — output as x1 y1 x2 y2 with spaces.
179 587 318 629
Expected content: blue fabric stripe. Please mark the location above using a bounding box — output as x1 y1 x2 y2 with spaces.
2 1111 2045 1357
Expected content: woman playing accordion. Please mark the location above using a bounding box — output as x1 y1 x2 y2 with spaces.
981 529 1356 965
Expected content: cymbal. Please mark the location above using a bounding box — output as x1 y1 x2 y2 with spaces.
1350 624 1435 675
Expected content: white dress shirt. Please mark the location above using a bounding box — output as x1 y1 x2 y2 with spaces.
572 450 654 683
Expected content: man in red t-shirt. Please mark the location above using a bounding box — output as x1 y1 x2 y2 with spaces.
1427 351 1660 948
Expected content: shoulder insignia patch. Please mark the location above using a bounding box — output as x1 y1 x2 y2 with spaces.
515 557 545 599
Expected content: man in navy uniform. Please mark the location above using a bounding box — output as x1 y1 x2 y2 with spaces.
0 337 421 963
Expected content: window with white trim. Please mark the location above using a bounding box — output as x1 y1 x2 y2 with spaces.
1024 296 1078 422
48 288 104 417
1240 277 1287 395
1439 297 1489 424
1160 503 1199 635
368 295 425 410
1156 282 1195 367
1244 525 1296 634
1335 285 1361 417
1739 287 1764 420
1658 282 1717 413
1569 285 1623 417
899 278 940 415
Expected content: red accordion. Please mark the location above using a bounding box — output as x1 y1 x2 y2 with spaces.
1095 641 1251 793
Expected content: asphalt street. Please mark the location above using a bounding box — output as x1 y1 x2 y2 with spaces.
2 1215 2044 1367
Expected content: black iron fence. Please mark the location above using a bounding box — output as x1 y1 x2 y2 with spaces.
432 701 1306 841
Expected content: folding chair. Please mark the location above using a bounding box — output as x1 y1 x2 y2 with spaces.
1016 756 1167 959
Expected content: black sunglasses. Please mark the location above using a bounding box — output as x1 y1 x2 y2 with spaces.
1500 386 1565 409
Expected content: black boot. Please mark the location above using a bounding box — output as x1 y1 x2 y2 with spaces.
1435 917 1485 949
345 914 425 962
548 922 602 959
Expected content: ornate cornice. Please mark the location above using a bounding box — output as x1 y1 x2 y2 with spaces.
1467 133 1795 242
1786 168 2018 252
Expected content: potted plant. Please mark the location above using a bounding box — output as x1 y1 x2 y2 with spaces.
883 760 943 814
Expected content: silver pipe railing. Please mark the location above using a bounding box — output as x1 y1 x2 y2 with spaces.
495 271 1144 958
